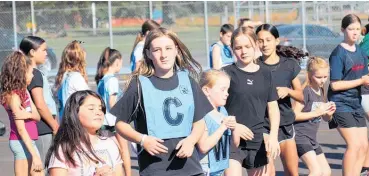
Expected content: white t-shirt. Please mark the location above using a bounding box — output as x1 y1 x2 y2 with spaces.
64 72 89 99
105 76 120 96
48 137 122 176
133 41 145 62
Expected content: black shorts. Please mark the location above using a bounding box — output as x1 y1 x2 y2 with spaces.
265 124 295 143
229 142 268 169
328 112 367 129
296 144 323 158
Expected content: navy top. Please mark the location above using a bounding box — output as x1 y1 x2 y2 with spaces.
328 44 369 112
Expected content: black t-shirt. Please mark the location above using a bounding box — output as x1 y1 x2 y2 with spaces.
223 64 278 150
110 72 212 176
294 86 325 145
258 56 301 127
27 68 52 135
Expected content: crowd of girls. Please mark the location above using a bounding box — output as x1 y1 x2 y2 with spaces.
1 14 369 176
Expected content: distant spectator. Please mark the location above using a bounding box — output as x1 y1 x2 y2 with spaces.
209 24 234 69
238 17 262 30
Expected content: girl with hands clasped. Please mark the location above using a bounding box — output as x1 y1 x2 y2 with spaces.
197 69 237 176
46 90 123 176
111 27 213 176
223 27 280 176
293 57 335 176
0 51 43 176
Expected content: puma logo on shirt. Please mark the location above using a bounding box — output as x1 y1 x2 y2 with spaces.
247 79 253 85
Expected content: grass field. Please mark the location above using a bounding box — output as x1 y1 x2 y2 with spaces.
41 26 222 69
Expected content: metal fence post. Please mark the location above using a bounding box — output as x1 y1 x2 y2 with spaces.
249 1 253 19
92 3 96 36
314 1 319 24
204 1 210 68
301 1 307 52
31 1 36 36
149 1 153 19
223 5 228 24
12 1 17 50
108 1 113 48
259 1 263 22
233 1 238 27
265 1 270 23
327 1 332 30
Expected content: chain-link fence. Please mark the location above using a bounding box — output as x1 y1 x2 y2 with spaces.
1 1 369 72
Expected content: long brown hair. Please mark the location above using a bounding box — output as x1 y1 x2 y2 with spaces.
95 47 122 85
130 20 160 62
0 51 32 103
54 41 87 90
125 27 202 90
45 90 108 168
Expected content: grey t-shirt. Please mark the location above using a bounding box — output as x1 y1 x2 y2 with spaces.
294 86 325 145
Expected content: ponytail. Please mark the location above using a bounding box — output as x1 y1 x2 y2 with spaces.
276 45 309 62
95 47 122 85
256 23 309 62
130 20 160 66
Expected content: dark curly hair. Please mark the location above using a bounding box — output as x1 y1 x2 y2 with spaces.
0 51 32 103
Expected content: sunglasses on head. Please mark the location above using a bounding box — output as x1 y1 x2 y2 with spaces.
72 40 85 44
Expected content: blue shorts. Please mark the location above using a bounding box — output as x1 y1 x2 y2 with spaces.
9 140 40 160
200 163 224 176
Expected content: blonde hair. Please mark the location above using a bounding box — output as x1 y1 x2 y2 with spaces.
125 27 202 90
200 69 230 88
54 41 87 90
303 56 329 88
231 26 257 50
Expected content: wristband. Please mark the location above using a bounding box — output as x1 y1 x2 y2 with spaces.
140 134 147 147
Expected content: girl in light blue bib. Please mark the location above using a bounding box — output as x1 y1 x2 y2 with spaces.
197 69 237 176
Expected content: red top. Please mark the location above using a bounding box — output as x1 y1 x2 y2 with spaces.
2 90 38 140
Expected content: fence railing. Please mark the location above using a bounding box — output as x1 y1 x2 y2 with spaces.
1 1 368 73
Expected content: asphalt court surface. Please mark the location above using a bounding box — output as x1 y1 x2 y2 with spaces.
0 70 355 176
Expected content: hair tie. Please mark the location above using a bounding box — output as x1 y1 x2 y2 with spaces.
15 49 25 55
